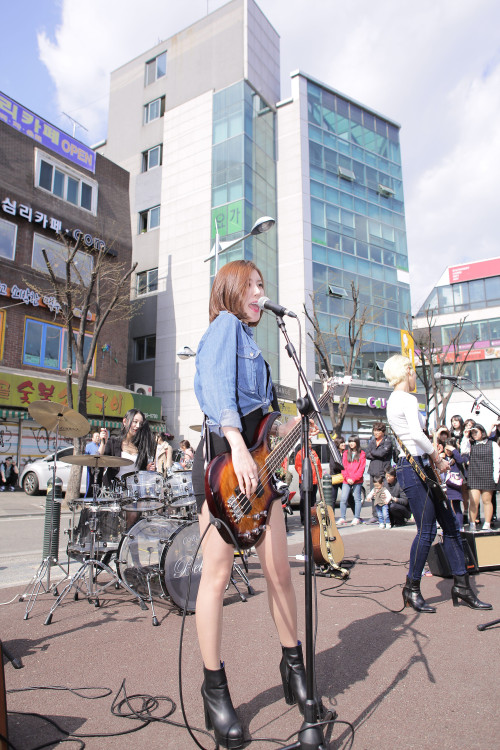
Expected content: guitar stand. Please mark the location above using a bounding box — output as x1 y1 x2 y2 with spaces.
314 563 349 580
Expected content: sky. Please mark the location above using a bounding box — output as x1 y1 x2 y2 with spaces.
2 0 500 312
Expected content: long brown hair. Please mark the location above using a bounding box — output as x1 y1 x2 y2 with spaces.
209 260 264 326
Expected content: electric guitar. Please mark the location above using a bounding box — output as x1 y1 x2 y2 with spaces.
205 379 340 549
391 431 450 509
311 479 349 578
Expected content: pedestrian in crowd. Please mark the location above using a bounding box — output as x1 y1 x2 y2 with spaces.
365 422 394 520
433 425 450 461
295 439 322 525
84 430 105 497
0 456 18 491
366 474 391 529
449 414 465 442
383 467 411 526
338 435 366 526
462 423 499 531
329 436 346 510
179 439 195 468
443 437 468 530
384 353 491 613
156 432 174 477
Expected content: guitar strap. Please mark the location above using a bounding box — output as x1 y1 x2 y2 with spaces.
390 429 448 510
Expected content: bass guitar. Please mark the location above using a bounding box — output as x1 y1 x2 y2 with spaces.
311 479 349 578
205 379 339 549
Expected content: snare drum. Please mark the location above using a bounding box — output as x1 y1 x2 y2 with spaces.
67 499 123 559
125 471 164 500
165 496 197 521
117 515 203 612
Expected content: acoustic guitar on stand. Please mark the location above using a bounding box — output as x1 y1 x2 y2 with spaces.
311 478 349 578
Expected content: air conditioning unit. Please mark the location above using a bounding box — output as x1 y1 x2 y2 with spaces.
129 383 153 396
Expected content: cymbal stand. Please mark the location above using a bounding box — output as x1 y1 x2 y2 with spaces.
44 497 148 625
21 423 70 619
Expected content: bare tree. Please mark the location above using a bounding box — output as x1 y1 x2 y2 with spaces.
411 310 476 429
304 281 368 438
29 232 137 499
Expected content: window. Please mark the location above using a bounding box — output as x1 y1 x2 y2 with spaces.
139 206 160 233
23 318 95 374
142 145 163 172
0 217 17 260
35 150 97 214
137 268 158 295
32 234 93 286
135 335 156 361
144 96 165 124
145 52 166 85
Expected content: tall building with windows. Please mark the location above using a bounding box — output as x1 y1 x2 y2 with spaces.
98 0 411 439
413 257 500 424
277 73 411 435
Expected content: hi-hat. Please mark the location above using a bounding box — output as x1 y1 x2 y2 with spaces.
28 400 90 438
189 424 202 433
61 454 134 469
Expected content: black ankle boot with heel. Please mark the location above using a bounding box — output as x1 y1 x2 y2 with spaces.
451 574 492 610
402 576 436 613
280 643 307 715
201 664 244 749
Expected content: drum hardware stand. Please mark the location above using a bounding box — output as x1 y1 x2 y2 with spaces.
20 401 90 620
44 504 148 625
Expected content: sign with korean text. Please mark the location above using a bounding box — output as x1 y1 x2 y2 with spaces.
0 92 96 173
0 371 135 418
448 258 500 284
211 200 244 239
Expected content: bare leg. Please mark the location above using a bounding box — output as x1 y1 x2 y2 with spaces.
469 489 480 524
481 491 493 524
195 502 235 670
255 500 298 648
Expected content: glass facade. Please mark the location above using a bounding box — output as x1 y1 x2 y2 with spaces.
307 80 411 381
211 81 279 373
416 277 500 389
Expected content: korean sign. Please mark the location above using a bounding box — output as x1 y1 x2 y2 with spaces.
0 92 96 173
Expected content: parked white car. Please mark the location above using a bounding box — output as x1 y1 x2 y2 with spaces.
21 447 87 496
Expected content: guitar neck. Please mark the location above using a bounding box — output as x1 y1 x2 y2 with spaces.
266 388 332 475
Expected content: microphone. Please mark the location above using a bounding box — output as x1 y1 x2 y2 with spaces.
434 373 465 382
257 297 297 318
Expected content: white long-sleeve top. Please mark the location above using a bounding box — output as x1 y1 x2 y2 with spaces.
386 390 435 457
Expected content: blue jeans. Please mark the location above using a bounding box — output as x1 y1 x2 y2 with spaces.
340 483 362 520
396 457 466 579
375 504 390 524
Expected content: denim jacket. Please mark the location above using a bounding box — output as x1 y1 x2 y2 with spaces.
194 311 273 436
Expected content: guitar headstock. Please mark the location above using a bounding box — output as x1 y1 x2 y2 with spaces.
319 371 353 392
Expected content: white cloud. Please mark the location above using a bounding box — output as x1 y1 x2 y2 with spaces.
37 0 500 311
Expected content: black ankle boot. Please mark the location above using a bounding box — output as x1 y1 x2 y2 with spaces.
451 574 492 610
402 576 436 613
280 643 307 715
201 664 244 749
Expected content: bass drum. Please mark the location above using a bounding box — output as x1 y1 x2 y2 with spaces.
67 502 123 560
117 516 203 612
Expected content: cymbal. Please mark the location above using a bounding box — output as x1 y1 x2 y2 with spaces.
61 454 134 468
189 424 202 433
28 400 90 438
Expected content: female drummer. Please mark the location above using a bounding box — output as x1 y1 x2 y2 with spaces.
99 408 156 487
192 260 311 749
384 354 491 614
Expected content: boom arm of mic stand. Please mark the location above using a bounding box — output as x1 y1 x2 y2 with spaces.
276 316 342 466
447 381 500 420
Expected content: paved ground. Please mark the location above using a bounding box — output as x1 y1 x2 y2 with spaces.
1 496 500 750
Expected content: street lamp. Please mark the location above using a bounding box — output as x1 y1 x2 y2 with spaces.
177 346 196 360
205 215 275 273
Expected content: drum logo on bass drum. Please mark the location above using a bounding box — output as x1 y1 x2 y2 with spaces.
173 535 204 579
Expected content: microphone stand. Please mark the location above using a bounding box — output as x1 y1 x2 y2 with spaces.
274 314 341 750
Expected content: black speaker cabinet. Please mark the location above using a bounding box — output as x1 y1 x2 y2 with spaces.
427 534 479 578
462 529 500 571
